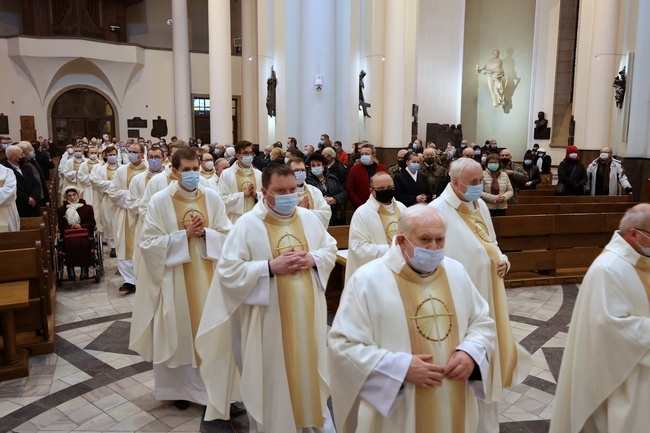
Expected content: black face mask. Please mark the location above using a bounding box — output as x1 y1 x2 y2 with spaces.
397 160 406 170
500 158 510 166
424 157 435 165
18 157 26 165
374 188 395 204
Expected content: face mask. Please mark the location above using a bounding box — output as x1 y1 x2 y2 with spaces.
271 192 299 214
28 151 35 159
2 143 8 149
635 230 650 256
523 159 532 165
538 153 545 157
404 236 444 273
475 150 481 156
311 166 324 177
67 148 74 155
360 155 372 165
409 163 420 172
319 140 324 146
202 161 214 171
148 158 163 171
500 158 510 165
18 157 26 165
294 170 307 185
397 160 406 170
459 181 483 202
89 154 98 161
461 144 467 148
74 151 84 159
600 153 610 160
301 150 309 157
569 153 578 159
284 157 290 164
481 156 487 163
103 134 109 141
179 171 200 190
107 155 118 164
487 162 500 172
128 152 140 164
374 188 395 204
241 155 253 166
424 157 435 165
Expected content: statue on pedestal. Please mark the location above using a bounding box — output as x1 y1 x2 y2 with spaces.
534 111 551 140
477 49 508 107
613 67 626 109
266 67 277 117
359 70 371 118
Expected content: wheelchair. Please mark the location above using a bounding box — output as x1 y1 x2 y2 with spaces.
55 227 105 287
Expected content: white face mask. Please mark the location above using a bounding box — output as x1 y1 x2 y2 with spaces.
600 153 611 160
403 236 444 273
203 161 214 171
89 154 98 161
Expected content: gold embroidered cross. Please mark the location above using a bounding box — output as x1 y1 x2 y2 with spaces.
411 297 454 344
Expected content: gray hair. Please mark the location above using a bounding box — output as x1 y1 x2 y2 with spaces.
619 203 650 234
449 157 481 180
322 147 336 158
398 204 447 238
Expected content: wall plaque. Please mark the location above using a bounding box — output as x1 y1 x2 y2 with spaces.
0 113 8 134
127 129 140 138
20 115 36 141
127 117 147 128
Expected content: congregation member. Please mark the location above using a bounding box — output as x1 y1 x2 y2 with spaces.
210 163 337 432
550 203 650 433
1 145 41 217
303 144 315 164
329 205 496 433
322 147 348 187
387 149 407 178
62 144 87 202
199 150 219 192
585 146 632 196
57 186 96 281
287 157 331 228
19 141 50 207
421 146 446 194
394 151 434 206
347 143 388 208
333 140 348 166
0 160 19 232
534 147 552 174
218 140 263 223
108 141 146 293
520 150 542 190
499 148 527 205
130 147 234 414
32 140 54 182
90 146 119 257
306 153 348 226
431 158 531 433
346 172 407 283
556 145 588 195
481 153 514 217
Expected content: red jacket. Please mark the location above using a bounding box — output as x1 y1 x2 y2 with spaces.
337 150 349 166
346 162 388 208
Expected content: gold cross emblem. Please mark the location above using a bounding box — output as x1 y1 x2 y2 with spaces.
474 220 491 243
411 297 454 344
275 232 307 254
182 209 206 229
385 221 399 243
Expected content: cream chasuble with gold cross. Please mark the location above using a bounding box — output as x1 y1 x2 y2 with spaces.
107 162 146 260
297 183 332 228
217 163 263 223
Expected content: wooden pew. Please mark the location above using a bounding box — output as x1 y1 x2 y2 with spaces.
517 195 633 204
326 226 350 311
506 201 637 216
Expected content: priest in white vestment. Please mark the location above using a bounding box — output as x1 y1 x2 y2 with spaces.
77 147 103 232
199 151 219 192
329 205 496 433
58 144 73 195
211 163 337 432
90 146 119 256
430 158 531 433
550 203 650 433
287 157 331 228
346 172 407 283
218 140 263 223
62 144 87 202
0 163 20 232
130 147 234 412
107 141 146 292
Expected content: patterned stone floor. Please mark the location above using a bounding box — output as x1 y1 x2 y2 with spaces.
0 256 572 433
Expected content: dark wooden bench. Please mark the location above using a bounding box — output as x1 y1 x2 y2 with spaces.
506 201 636 216
326 226 350 311
517 194 633 204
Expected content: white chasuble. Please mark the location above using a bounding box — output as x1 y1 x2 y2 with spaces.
78 160 102 231
0 165 19 232
217 164 262 223
550 233 650 433
298 184 332 228
328 245 495 433
108 163 146 260
213 202 337 432
346 196 407 283
90 163 118 240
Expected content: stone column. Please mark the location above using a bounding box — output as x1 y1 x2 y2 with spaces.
171 0 192 140
241 0 259 143
627 0 650 158
208 0 233 144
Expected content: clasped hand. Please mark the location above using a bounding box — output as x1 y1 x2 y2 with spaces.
185 214 205 238
405 351 475 388
270 247 315 275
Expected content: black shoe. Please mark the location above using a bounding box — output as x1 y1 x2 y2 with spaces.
230 402 247 418
174 400 190 410
118 283 136 293
109 248 116 258
80 268 90 280
67 266 76 281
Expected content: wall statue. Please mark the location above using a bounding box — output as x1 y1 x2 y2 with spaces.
359 70 371 118
533 111 551 140
612 67 626 109
266 67 277 117
477 49 508 107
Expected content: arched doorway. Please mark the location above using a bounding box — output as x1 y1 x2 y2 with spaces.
51 89 115 153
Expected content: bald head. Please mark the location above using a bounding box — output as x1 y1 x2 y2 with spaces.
398 205 446 239
620 203 650 256
462 147 475 158
396 205 447 273
5 145 23 163
17 141 33 154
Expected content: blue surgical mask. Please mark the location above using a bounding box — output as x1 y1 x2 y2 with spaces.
404 236 444 273
28 151 36 159
409 163 420 172
2 143 9 149
311 166 324 177
487 162 500 172
294 170 307 185
459 180 483 202
524 159 532 165
241 155 253 166
271 192 299 214
475 150 481 156
635 230 650 257
360 155 372 165
148 158 163 171
128 152 140 164
107 155 118 164
180 171 200 190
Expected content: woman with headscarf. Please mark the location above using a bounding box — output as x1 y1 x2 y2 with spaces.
481 153 513 217
57 186 96 280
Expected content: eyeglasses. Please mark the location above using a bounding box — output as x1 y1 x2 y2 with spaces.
239 151 255 156
372 186 394 192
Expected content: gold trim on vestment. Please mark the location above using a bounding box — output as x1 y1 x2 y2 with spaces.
377 204 401 244
235 168 257 213
172 189 213 366
124 164 146 259
263 211 323 429
0 180 4 188
457 203 518 388
107 166 117 181
298 188 314 210
631 254 650 302
393 263 467 433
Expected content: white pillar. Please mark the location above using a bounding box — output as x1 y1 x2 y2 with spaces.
241 0 259 143
573 0 620 150
208 0 233 144
171 0 192 140
627 0 650 158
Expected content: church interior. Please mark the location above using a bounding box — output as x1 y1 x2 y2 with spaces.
0 0 648 432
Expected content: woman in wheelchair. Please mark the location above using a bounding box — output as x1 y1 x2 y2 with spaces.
57 186 96 281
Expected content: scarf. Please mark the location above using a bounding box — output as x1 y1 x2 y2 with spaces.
65 202 84 226
490 170 501 195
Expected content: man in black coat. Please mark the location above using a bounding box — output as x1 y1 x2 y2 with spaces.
1 145 41 217
20 141 51 206
394 151 433 206
322 147 348 188
33 140 54 181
